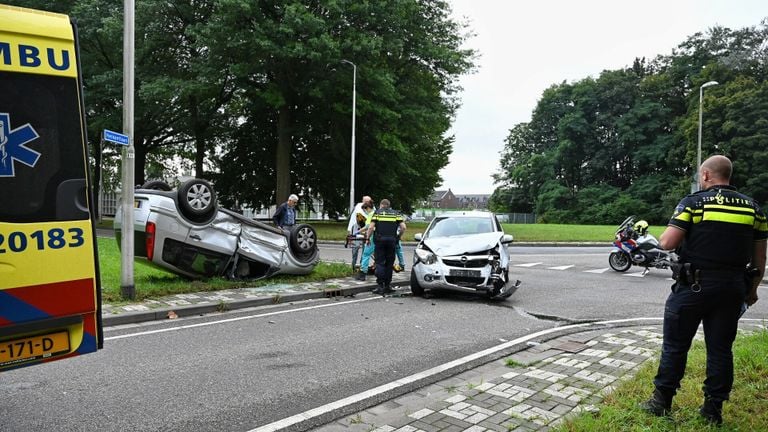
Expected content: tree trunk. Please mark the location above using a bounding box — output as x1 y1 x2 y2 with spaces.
275 104 292 204
191 97 206 178
134 138 146 187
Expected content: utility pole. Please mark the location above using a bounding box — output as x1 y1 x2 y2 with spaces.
120 0 136 299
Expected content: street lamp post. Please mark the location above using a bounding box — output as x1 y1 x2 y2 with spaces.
341 59 357 213
695 80 719 191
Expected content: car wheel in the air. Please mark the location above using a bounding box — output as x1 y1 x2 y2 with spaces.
290 224 317 259
410 270 425 297
141 180 172 191
177 178 217 223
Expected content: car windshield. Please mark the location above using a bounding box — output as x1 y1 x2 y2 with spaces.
425 216 494 238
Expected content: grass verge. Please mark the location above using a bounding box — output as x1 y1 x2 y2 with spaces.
552 328 768 431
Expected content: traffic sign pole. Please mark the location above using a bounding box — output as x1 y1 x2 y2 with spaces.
120 0 136 300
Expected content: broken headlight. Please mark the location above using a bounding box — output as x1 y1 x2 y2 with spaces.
415 248 437 265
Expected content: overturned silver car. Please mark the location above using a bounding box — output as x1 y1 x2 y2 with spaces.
114 179 319 280
410 211 520 300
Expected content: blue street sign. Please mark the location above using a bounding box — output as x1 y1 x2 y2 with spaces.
103 129 130 146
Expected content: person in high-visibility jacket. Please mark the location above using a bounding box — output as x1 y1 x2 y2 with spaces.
640 155 768 425
365 199 406 294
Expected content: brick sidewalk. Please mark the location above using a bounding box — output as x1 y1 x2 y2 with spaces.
314 323 765 432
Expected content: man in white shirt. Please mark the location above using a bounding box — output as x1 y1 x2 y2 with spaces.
347 195 373 235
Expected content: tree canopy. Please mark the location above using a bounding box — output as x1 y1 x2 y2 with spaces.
491 20 768 224
7 0 475 216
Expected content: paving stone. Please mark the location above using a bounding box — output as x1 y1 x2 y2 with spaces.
421 411 447 423
410 422 440 432
369 400 403 415
408 408 434 421
478 420 512 432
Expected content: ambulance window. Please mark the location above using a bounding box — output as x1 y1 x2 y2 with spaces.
0 71 88 223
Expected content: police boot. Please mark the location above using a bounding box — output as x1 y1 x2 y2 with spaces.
639 388 673 417
373 283 385 295
699 397 723 425
383 283 394 293
355 271 366 281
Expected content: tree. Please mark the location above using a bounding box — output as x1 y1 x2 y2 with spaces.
495 19 768 223
208 0 474 215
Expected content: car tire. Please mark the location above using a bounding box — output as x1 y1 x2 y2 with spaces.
141 180 172 191
290 224 317 259
410 271 425 297
177 178 217 223
609 251 631 272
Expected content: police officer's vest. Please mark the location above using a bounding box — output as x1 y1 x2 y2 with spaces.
669 185 768 270
371 208 403 238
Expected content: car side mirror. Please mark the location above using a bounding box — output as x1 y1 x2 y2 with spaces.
414 233 423 241
501 234 514 244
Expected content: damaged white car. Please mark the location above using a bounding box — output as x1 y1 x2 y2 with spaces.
114 179 319 280
410 211 520 300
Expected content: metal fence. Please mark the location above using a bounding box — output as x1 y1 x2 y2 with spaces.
412 209 536 224
495 213 537 224
99 192 537 224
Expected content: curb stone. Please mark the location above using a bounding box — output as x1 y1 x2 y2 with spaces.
101 272 411 327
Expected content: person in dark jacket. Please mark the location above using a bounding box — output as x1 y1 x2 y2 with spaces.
640 155 767 425
273 194 299 230
365 199 406 294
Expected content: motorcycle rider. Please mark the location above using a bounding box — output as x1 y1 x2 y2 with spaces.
633 220 649 237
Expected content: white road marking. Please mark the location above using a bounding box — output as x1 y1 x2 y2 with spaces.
104 297 381 341
548 265 574 271
247 317 667 432
624 272 646 278
583 268 611 274
514 262 543 267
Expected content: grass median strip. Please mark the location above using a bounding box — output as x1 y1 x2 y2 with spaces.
552 328 768 431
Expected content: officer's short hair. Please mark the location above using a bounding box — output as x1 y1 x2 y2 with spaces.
379 199 390 208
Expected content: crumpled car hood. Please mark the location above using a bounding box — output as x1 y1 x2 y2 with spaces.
423 232 502 256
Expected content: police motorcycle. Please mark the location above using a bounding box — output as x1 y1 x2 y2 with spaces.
608 216 678 275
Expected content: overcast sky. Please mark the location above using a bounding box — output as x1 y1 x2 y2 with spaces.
440 0 768 194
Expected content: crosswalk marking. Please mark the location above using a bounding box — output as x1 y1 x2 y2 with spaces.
583 268 610 274
513 262 675 279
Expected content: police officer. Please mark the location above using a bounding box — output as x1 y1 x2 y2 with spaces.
640 155 767 425
365 199 406 294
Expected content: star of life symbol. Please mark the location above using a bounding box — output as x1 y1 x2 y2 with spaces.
0 113 41 177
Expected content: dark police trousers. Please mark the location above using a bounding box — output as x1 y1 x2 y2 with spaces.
374 235 397 285
654 272 746 402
